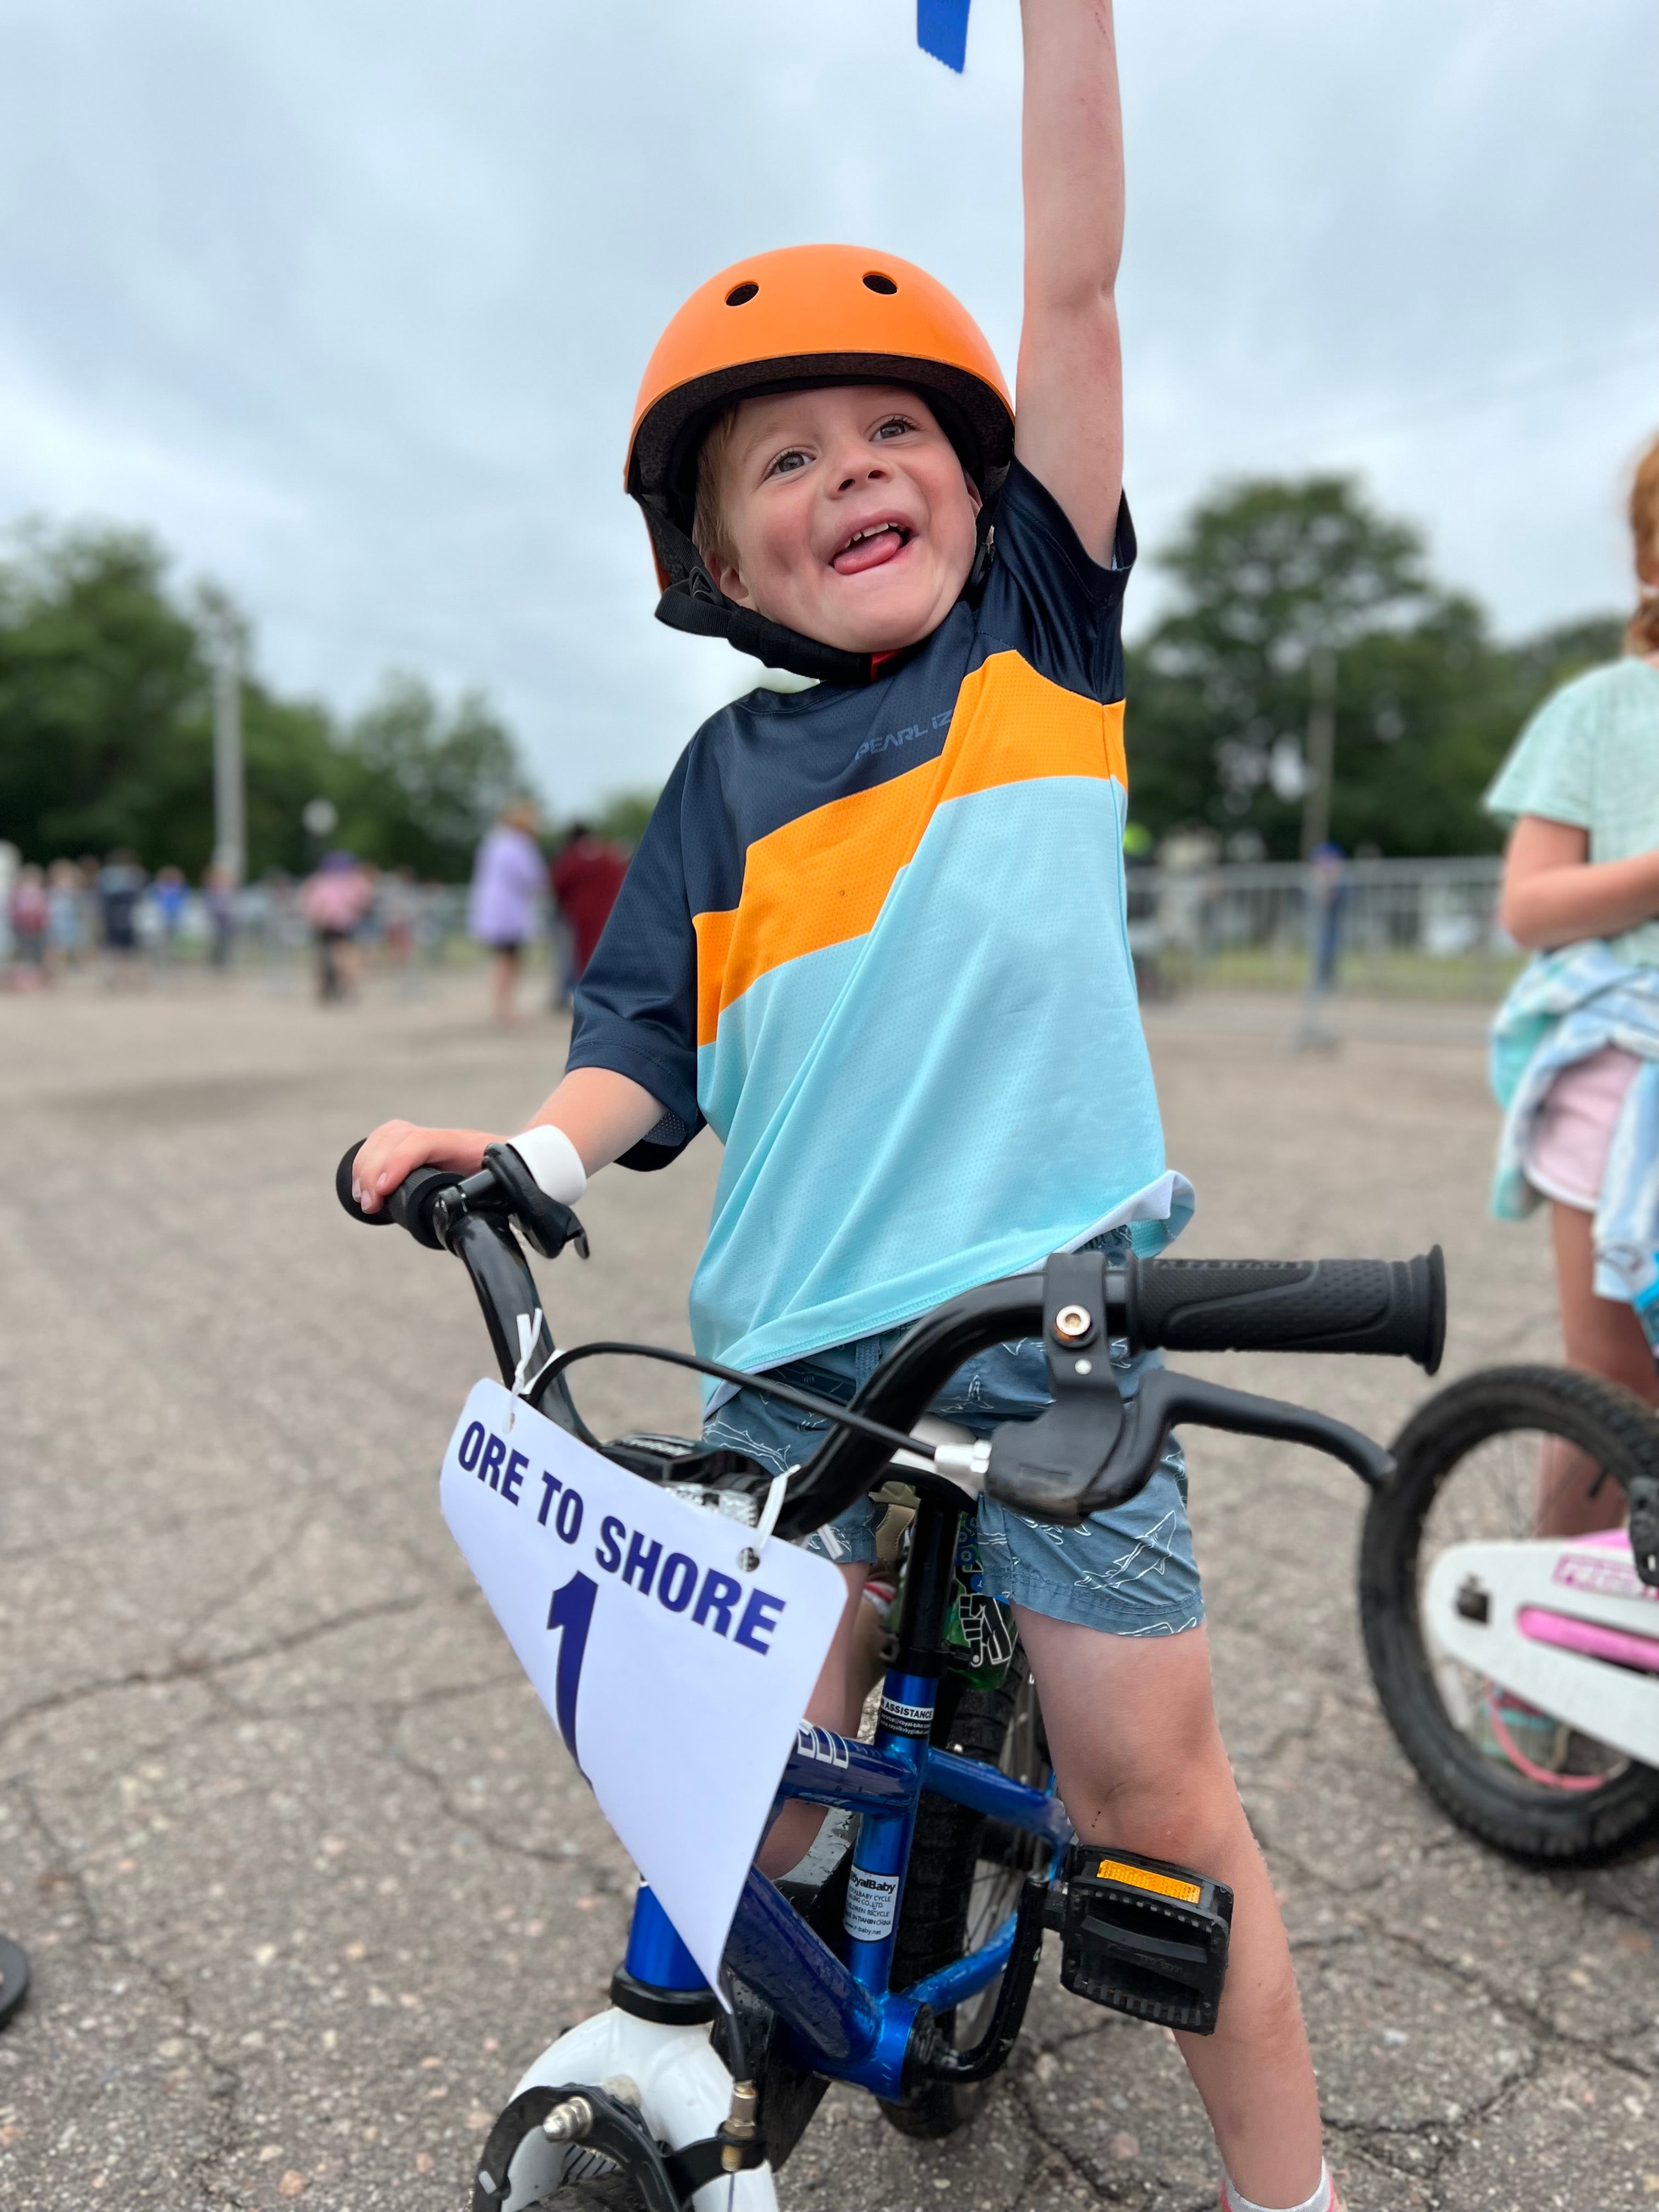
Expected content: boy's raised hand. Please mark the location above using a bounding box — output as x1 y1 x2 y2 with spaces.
1013 0 1126 566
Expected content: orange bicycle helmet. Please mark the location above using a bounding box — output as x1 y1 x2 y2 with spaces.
627 244 1014 684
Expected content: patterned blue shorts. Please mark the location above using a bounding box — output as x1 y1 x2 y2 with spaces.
703 1240 1204 1639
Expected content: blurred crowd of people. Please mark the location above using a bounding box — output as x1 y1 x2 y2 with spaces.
0 843 426 996
0 811 631 1019
0 848 240 989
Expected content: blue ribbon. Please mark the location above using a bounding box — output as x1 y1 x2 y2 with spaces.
917 0 970 72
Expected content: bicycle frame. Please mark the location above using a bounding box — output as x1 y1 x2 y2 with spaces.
617 1487 1070 2102
335 1146 1440 2207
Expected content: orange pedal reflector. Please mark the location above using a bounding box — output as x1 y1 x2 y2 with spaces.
1094 1857 1201 1904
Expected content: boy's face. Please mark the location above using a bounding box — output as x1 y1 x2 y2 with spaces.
704 385 981 655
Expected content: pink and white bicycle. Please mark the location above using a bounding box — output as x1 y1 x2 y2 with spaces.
1361 1365 1659 1864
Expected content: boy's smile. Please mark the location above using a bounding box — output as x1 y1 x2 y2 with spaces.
704 383 981 656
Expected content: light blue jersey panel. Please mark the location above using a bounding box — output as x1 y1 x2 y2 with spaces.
689 774 1173 1378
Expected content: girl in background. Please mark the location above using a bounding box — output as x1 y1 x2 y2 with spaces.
1488 434 1659 1535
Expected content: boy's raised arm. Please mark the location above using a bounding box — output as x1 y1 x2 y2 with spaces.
1013 0 1126 566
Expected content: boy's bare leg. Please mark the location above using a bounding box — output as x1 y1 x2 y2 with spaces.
1019 1610 1323 2209
757 1563 868 1877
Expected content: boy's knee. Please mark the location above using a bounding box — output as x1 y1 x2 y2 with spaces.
1064 1712 1242 1860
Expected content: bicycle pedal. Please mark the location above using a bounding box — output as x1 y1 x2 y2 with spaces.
1053 1844 1232 2035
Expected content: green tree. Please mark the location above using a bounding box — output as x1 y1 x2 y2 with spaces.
0 520 535 879
1127 477 1447 855
0 522 207 861
1124 477 1625 859
1503 614 1625 703
335 675 527 878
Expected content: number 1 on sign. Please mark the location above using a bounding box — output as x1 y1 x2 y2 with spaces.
546 1571 597 1770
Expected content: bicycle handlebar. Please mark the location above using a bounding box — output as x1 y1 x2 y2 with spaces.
335 1139 1440 1538
1121 1252 1444 1370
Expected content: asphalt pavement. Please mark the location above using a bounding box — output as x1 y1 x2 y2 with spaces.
1 969 1654 2210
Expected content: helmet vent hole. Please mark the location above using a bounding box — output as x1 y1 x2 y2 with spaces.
862 271 898 295
725 281 759 307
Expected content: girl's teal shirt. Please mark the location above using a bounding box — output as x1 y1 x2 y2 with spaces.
1484 658 1659 969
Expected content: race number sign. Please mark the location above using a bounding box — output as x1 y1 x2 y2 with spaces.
440 1380 846 1993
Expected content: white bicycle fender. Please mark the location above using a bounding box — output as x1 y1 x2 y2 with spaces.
1424 1536 1659 1765
499 2008 779 2211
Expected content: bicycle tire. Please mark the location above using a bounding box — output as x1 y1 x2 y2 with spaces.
472 2105 648 2211
878 1654 1045 2139
532 2179 642 2210
0 1937 29 2032
1360 1363 1659 1866
476 2157 642 2211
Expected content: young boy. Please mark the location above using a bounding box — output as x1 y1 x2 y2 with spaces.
354 8 1339 2207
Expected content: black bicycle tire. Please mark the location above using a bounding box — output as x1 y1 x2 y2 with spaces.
0 1937 29 2031
1359 1363 1659 1866
508 2179 640 2211
877 1656 1037 2139
476 2155 642 2211
547 2182 644 2210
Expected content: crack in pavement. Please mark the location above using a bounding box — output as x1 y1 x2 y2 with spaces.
379 1723 631 1895
0 1594 434 1751
10 1774 245 2205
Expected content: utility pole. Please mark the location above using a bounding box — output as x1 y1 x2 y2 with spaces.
1300 647 1337 860
212 624 245 885
1291 647 1341 1053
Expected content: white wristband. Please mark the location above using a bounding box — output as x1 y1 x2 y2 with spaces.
506 1125 588 1206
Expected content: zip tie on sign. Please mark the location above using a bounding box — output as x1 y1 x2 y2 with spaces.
753 1470 789 1549
737 1470 791 1572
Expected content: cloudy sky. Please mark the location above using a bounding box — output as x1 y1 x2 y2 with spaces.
1 0 1654 807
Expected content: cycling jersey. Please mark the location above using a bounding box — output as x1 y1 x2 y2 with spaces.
569 459 1190 1382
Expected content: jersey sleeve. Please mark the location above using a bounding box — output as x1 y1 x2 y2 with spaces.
1484 674 1599 828
977 458 1136 704
566 750 704 1169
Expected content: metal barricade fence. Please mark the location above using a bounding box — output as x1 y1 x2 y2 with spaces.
1132 855 1517 1002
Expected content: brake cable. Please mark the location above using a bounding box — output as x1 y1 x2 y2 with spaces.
528 1338 959 1469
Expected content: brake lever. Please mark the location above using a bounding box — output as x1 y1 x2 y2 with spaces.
475 1142 589 1261
983 1251 1394 1525
1088 1369 1393 1508
984 1249 1129 1524
988 1367 1394 1526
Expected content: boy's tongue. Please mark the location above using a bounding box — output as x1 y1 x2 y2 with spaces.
832 524 907 577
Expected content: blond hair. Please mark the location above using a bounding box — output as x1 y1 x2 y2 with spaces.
1628 433 1659 657
691 406 742 573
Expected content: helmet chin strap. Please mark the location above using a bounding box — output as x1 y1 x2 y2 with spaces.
652 503 997 688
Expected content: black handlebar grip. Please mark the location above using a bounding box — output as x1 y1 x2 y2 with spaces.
333 1140 453 1249
336 1141 391 1226
1124 1248 1444 1373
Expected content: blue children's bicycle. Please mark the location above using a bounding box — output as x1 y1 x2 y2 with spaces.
338 1142 1443 2210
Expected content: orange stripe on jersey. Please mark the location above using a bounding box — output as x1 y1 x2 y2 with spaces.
692 652 1126 1044
692 904 739 1051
